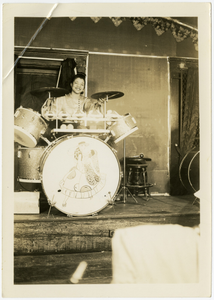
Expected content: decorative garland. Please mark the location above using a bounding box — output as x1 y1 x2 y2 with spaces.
69 17 198 51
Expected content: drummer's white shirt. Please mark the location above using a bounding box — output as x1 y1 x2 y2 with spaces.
41 94 95 119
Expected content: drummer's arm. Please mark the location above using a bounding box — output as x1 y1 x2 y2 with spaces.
41 97 61 119
83 98 104 114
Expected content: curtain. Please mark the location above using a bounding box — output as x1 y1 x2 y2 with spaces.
180 67 199 156
58 58 77 92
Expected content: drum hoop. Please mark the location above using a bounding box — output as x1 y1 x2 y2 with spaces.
179 148 199 190
114 126 138 143
18 146 46 150
39 135 74 171
187 150 200 192
14 125 37 147
16 107 47 127
40 134 121 215
18 178 41 183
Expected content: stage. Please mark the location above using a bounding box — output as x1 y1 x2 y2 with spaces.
14 194 200 284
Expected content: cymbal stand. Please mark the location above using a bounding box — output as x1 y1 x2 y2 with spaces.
117 139 138 204
103 95 107 130
54 65 62 130
46 90 58 129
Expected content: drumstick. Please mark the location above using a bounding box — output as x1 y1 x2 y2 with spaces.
103 96 107 130
56 65 62 88
70 261 88 284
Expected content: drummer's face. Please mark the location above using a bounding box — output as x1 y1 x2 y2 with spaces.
71 78 85 95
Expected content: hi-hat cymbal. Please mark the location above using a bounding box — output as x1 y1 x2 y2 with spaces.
91 91 124 100
31 87 69 97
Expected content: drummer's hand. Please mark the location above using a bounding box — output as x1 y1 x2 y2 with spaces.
98 98 105 104
94 98 105 108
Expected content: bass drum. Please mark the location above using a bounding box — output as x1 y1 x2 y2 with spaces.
40 135 121 216
179 147 200 193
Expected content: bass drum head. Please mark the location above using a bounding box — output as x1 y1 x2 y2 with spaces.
41 135 121 216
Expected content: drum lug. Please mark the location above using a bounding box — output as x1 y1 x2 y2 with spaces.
17 150 22 158
40 136 51 145
47 196 56 207
67 135 73 139
132 117 136 124
92 212 98 216
67 214 74 218
51 139 58 145
14 110 20 118
111 130 115 137
111 147 117 154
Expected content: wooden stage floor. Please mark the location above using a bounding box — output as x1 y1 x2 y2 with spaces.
15 194 199 222
14 194 200 285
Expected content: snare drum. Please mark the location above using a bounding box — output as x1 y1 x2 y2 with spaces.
14 107 48 147
17 146 46 183
40 135 121 216
109 113 138 143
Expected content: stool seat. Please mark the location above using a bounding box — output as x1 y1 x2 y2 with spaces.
127 183 153 188
126 161 153 197
127 164 147 168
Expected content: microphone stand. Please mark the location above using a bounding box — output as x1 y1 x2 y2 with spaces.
118 139 138 203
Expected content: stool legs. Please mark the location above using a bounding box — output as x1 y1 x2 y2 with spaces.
127 164 153 200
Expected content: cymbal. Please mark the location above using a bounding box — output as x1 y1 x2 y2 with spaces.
91 91 124 100
31 87 69 97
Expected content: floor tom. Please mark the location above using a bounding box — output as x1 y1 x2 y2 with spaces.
17 146 46 183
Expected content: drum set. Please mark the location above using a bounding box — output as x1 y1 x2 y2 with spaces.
14 88 138 216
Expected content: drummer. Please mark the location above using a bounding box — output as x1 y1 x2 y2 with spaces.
41 73 104 128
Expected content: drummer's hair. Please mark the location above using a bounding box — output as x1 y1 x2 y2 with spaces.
71 73 86 84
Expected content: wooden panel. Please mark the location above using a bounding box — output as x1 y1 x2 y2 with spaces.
14 195 200 254
14 211 199 255
14 202 200 254
16 58 61 69
14 215 199 238
14 252 112 284
14 195 200 220
14 235 112 255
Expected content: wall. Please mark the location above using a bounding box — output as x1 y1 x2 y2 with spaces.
14 17 198 194
15 17 198 58
88 54 169 192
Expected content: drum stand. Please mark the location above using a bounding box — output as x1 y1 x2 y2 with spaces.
117 139 138 204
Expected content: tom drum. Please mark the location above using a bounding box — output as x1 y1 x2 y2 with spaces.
14 107 48 147
109 113 138 143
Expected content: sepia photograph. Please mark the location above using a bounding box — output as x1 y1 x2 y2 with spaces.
2 2 212 298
